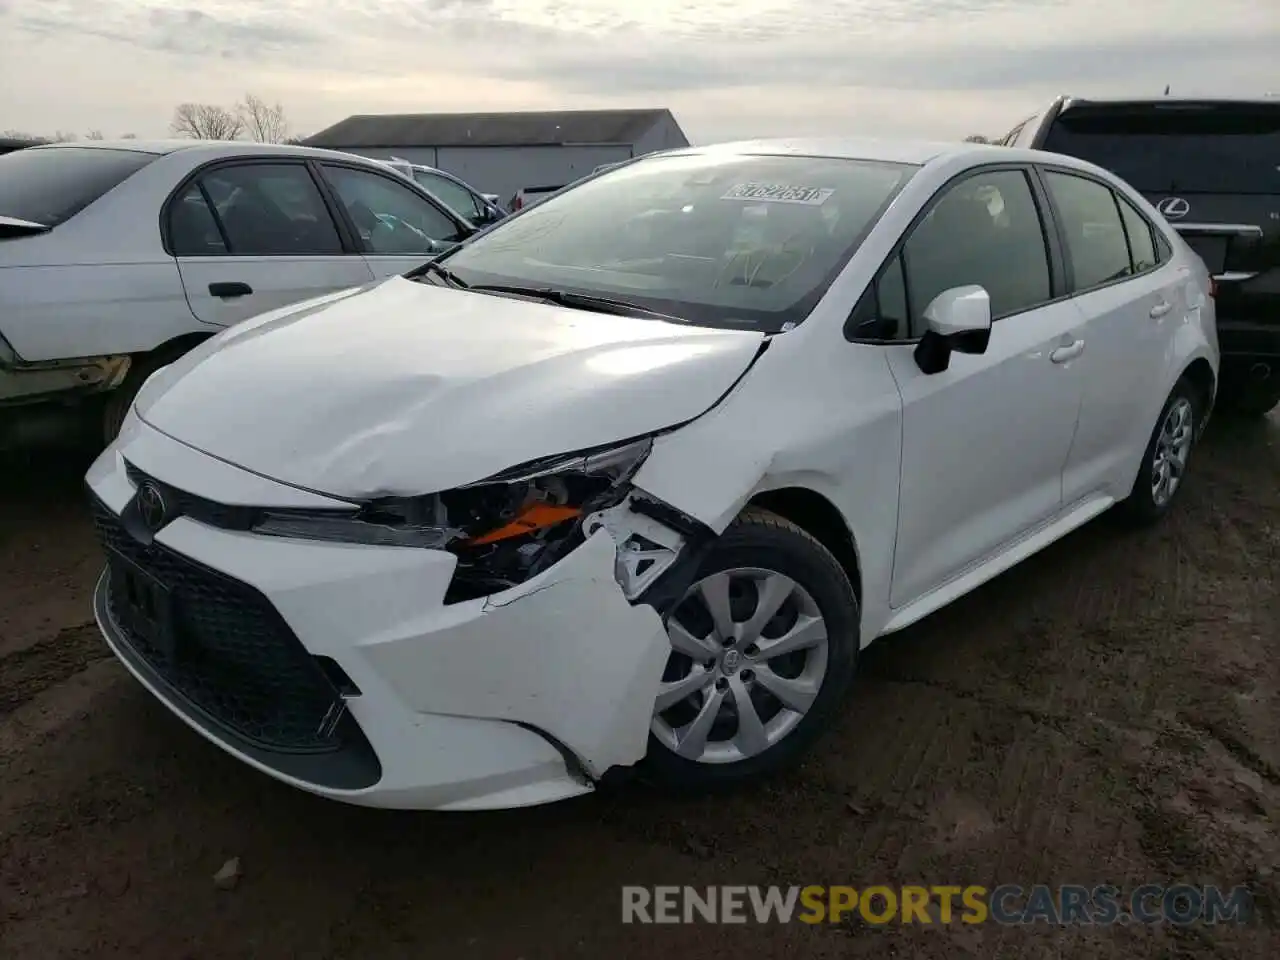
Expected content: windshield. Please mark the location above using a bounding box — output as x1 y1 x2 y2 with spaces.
1044 104 1280 195
0 146 156 227
441 152 918 332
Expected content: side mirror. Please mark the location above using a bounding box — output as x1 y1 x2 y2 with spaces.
913 285 992 375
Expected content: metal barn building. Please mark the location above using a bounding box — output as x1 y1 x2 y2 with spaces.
302 108 690 204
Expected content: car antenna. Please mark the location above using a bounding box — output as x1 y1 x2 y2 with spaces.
1164 84 1171 96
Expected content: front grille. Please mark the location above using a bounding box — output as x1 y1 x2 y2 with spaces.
124 461 256 530
91 496 345 754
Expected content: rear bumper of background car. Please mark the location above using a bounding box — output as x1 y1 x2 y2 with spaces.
1217 317 1280 403
86 416 673 811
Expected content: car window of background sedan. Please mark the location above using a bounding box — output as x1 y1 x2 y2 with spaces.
440 153 918 332
415 171 483 221
321 165 468 256
0 146 156 228
193 164 343 256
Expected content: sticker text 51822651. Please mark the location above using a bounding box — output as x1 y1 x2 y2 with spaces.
721 183 835 206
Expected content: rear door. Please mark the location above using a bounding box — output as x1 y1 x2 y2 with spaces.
168 160 374 327
315 163 471 279
1039 166 1187 503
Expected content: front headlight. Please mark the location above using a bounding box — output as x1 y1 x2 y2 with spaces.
250 436 653 559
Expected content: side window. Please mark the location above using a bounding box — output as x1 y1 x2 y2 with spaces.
168 184 227 256
1043 171 1132 290
196 164 343 256
416 171 482 220
322 165 466 255
877 254 909 337
902 169 1052 332
848 253 909 340
1115 195 1158 272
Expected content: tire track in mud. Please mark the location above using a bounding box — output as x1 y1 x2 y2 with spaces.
0 622 109 716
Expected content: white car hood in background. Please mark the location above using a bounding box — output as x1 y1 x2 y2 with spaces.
137 277 765 498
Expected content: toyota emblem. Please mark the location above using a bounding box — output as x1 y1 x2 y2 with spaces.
136 482 170 532
1157 197 1190 220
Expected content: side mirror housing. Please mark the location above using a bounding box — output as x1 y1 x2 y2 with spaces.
913 285 992 374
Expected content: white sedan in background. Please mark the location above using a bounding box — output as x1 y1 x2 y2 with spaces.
87 138 1217 811
0 140 476 448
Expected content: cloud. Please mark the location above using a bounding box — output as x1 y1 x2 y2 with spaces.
0 0 1275 141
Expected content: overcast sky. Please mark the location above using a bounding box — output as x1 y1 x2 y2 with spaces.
1 0 1276 143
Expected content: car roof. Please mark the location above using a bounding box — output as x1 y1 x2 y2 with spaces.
661 136 1008 166
21 139 376 163
1059 94 1280 110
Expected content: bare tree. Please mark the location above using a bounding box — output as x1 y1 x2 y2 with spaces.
170 102 243 140
1 129 41 140
85 129 106 140
120 133 138 139
52 130 78 142
963 134 990 143
237 93 289 143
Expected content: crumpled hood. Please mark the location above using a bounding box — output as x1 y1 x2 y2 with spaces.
137 276 765 497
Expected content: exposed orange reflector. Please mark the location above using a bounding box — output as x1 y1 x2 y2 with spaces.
467 503 582 546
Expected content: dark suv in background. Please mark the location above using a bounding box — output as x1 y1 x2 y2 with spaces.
1002 96 1280 417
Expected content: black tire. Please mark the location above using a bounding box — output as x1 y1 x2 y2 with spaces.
1116 377 1203 526
101 346 194 445
643 507 860 791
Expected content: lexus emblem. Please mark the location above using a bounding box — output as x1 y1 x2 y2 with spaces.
136 482 170 532
1157 197 1190 220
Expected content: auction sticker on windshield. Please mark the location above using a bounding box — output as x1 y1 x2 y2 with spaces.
721 183 835 205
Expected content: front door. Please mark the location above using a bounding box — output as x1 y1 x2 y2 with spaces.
881 167 1087 607
169 161 374 328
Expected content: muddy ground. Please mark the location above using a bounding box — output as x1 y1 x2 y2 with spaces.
1 414 1277 959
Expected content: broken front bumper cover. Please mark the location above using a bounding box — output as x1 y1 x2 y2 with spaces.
85 417 684 811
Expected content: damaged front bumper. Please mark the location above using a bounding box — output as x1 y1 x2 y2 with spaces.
85 416 698 811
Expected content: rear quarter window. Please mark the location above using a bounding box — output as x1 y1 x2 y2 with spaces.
0 146 157 228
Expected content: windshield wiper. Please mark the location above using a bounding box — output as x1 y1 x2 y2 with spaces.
467 284 687 323
406 260 469 288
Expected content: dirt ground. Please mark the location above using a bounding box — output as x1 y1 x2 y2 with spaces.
1 413 1277 959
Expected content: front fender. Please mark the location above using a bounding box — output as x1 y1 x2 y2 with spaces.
630 336 904 642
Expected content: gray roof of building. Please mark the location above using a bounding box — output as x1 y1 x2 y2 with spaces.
302 108 681 149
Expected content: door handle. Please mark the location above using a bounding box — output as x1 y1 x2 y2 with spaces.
209 281 253 299
1149 301 1173 319
1050 339 1085 364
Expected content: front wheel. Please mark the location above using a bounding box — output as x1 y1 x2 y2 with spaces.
643 508 860 791
1116 378 1202 525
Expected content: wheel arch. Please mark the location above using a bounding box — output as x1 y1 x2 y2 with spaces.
136 330 214 367
746 487 862 604
1180 357 1216 429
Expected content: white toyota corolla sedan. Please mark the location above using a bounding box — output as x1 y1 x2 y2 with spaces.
87 138 1218 811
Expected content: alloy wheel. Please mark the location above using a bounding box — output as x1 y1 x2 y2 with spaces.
651 567 829 764
1151 396 1194 507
